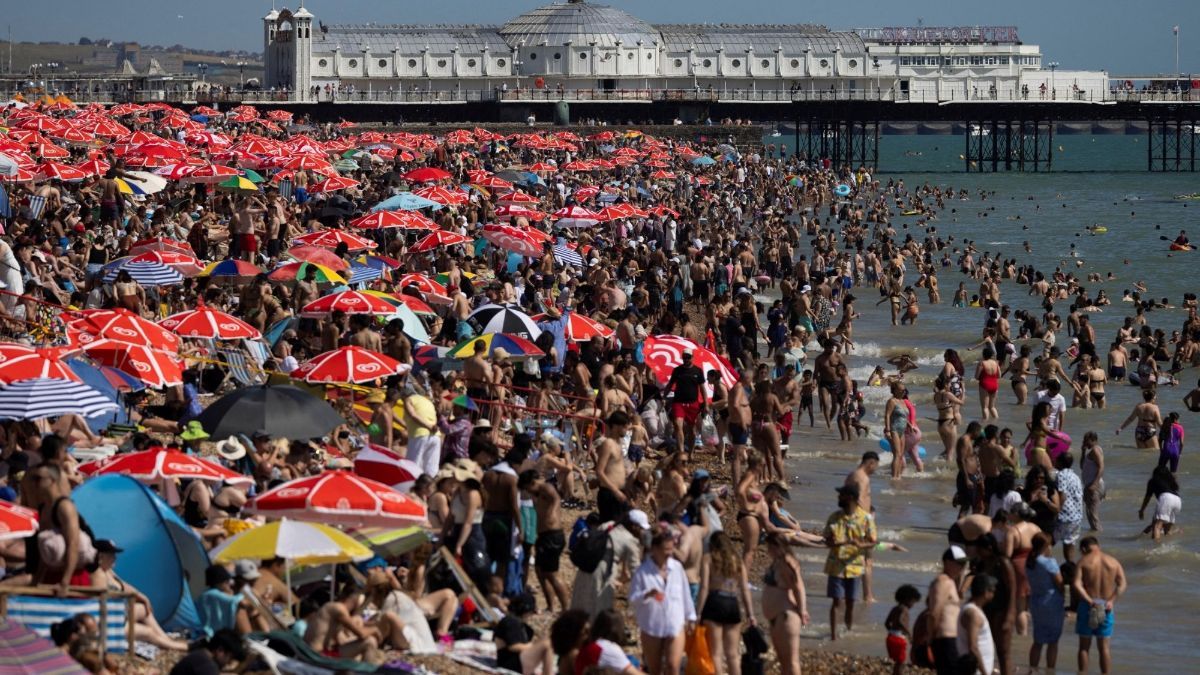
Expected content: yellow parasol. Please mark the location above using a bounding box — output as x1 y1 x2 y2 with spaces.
210 518 371 566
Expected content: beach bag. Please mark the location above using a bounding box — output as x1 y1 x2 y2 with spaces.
740 625 768 675
684 626 716 675
699 413 719 446
569 526 611 574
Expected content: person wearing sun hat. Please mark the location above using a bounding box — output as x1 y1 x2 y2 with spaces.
441 394 476 461
405 393 442 478
179 420 209 454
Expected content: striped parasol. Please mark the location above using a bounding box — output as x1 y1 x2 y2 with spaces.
466 303 542 340
0 378 118 420
102 260 184 286
0 618 89 674
345 262 383 285
552 244 585 267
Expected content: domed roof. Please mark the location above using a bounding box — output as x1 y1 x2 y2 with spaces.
500 1 660 49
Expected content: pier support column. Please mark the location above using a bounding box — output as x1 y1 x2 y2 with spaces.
1148 116 1198 171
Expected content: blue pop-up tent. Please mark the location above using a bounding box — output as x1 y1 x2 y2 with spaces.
73 475 208 633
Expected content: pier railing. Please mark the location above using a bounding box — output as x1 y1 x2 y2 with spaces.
2 86 1195 106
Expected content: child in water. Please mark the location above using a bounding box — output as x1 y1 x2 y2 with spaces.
798 370 816 427
885 584 922 675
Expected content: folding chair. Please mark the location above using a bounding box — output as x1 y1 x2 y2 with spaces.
216 347 265 389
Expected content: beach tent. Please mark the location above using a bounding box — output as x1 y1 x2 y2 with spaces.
73 475 207 633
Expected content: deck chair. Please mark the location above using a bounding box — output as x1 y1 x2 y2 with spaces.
5 594 130 655
240 585 292 632
216 347 265 389
248 630 379 674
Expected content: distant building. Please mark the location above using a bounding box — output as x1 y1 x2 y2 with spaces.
262 1 1108 101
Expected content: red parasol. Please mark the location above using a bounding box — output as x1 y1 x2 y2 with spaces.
80 447 252 485
301 290 400 318
642 335 738 392
292 229 378 252
83 341 184 388
0 501 40 541
481 223 542 257
531 312 615 342
67 308 181 352
410 229 471 252
287 245 350 270
401 167 451 182
291 346 408 384
159 305 263 340
245 470 426 526
353 444 421 491
0 345 80 384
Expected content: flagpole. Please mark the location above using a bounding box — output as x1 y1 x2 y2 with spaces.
1176 26 1180 77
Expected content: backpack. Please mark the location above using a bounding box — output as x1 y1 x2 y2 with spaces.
569 523 612 574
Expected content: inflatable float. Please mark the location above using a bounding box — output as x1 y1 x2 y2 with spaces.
835 184 852 197
878 438 927 458
1128 373 1175 387
901 210 923 216
1023 430 1071 465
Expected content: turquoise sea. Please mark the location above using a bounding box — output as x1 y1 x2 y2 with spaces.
758 135 1198 672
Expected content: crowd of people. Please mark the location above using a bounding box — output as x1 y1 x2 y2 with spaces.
0 96 1189 675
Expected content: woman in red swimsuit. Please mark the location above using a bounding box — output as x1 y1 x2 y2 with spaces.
975 346 1003 421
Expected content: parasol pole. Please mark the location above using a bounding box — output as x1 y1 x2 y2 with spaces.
285 559 293 613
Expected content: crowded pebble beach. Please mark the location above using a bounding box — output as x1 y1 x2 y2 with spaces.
0 91 1194 675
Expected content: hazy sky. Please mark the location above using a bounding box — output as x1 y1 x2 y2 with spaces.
4 0 1198 74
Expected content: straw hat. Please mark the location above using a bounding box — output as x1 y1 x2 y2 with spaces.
215 436 248 461
366 389 387 404
492 347 511 362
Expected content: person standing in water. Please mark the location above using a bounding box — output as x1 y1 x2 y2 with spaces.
1072 537 1127 675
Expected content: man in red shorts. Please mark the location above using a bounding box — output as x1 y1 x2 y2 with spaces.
232 195 268 262
666 348 707 456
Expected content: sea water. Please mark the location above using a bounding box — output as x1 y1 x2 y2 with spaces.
766 159 1198 671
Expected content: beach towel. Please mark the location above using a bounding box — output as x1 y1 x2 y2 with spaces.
6 595 128 653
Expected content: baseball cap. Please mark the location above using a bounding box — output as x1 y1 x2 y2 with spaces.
943 545 969 563
692 468 711 481
94 539 123 555
356 555 390 574
233 560 261 580
627 509 651 530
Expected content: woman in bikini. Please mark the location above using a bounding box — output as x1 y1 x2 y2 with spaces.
974 346 1002 420
1008 344 1034 405
1023 402 1056 474
735 455 767 571
1117 388 1164 450
933 376 965 460
761 532 809 675
696 532 755 675
749 380 786 484
1004 504 1042 637
940 348 967 424
1086 355 1108 409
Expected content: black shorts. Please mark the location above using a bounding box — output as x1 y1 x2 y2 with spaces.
597 486 628 524
729 423 750 446
700 591 742 625
535 530 566 573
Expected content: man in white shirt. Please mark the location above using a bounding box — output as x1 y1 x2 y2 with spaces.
1034 380 1067 430
629 529 696 675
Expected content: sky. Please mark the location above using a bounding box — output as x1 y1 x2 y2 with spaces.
3 0 1198 74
